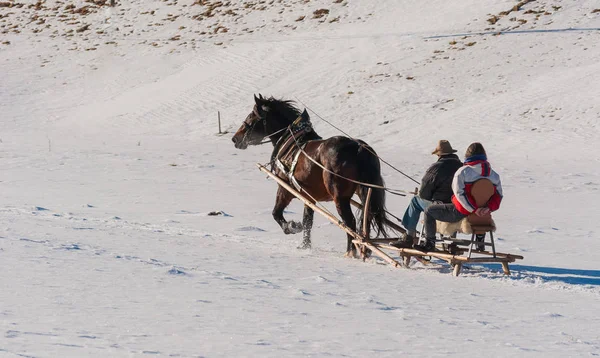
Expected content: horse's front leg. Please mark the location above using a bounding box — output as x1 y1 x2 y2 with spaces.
298 206 314 249
272 185 303 235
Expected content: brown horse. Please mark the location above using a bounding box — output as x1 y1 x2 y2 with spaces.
232 94 389 256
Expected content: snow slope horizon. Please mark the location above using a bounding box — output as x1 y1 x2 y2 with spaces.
2 0 600 356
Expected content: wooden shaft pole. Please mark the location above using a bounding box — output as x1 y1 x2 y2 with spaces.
363 242 401 267
376 243 465 261
350 198 406 234
362 188 372 238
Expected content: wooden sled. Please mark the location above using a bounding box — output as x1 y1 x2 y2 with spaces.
257 164 523 276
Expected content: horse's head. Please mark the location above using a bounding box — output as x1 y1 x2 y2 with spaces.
232 94 300 150
232 94 270 149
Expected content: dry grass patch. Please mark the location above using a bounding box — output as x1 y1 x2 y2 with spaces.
313 8 329 19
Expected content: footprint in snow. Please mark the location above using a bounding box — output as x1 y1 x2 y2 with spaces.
527 229 544 234
176 210 200 215
236 226 265 232
296 289 311 296
254 340 271 346
167 267 188 276
543 312 563 318
5 330 19 338
59 244 82 251
78 335 97 339
20 238 49 244
315 275 331 282
257 279 280 289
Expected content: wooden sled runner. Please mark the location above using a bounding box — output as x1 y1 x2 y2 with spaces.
257 163 523 276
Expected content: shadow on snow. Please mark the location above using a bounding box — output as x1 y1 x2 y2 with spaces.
479 264 600 286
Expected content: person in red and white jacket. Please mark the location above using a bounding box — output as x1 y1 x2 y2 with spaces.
416 142 503 252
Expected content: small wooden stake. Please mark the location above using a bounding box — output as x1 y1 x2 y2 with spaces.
218 111 222 134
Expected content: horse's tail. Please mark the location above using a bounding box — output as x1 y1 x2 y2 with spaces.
356 143 389 239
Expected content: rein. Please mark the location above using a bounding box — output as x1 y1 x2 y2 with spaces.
257 126 288 145
242 108 291 146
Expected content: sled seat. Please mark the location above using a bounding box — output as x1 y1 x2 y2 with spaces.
437 179 498 257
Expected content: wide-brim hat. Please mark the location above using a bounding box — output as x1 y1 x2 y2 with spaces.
432 140 457 155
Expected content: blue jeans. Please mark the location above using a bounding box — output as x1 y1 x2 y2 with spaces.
402 196 433 235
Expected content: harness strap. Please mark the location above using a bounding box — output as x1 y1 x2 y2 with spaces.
284 142 308 191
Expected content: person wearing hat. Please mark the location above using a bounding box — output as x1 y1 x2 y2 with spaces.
391 140 462 248
417 142 503 252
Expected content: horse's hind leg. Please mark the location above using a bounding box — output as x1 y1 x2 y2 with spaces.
334 198 357 257
273 185 302 235
299 206 314 249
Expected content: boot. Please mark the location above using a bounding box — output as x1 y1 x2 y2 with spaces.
475 233 485 251
414 238 436 252
389 232 415 248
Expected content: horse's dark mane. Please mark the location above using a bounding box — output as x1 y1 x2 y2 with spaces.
263 97 303 124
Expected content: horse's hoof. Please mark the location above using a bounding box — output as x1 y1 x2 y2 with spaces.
284 221 303 235
297 240 311 250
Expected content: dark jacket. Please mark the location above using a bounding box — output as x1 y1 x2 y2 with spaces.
419 154 463 203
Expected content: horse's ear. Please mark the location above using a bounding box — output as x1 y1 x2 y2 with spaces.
256 100 271 116
301 109 309 121
255 94 269 114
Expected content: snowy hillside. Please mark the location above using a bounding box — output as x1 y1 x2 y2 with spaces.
1 0 600 357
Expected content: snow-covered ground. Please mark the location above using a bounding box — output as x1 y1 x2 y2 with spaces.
2 0 600 356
